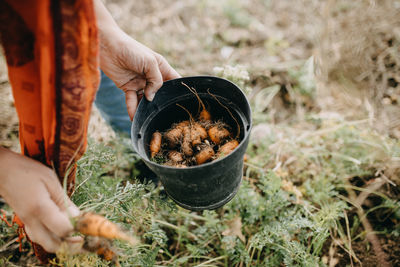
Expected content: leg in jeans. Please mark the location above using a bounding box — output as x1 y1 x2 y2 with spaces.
95 71 131 135
95 71 158 184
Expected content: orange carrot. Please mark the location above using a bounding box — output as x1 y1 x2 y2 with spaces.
195 146 215 165
181 126 193 156
165 127 183 148
208 125 230 144
75 212 136 244
207 88 240 139
164 121 190 148
83 236 118 262
97 246 116 262
218 140 239 157
199 108 211 121
191 123 207 146
177 120 190 128
168 150 184 162
150 131 162 158
181 82 211 121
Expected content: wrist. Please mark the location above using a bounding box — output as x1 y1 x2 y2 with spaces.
98 25 127 50
94 0 126 48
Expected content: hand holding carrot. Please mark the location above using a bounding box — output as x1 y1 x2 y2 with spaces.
0 147 80 253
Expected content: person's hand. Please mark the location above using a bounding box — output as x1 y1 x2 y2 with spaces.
0 147 80 253
99 31 180 120
94 0 180 120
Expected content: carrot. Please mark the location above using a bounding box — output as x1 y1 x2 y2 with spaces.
75 212 136 244
149 84 242 166
165 127 183 148
97 246 117 262
208 125 230 144
83 236 118 263
218 140 239 157
177 120 190 128
168 150 184 162
199 108 211 121
196 123 208 139
181 125 193 156
195 146 215 165
191 123 207 146
150 131 162 158
164 121 190 148
181 82 211 121
207 88 240 139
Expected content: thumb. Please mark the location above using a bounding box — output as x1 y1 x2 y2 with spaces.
125 90 139 120
43 169 80 218
144 59 163 101
155 54 181 81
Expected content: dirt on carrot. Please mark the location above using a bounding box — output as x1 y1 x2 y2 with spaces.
82 236 118 263
149 83 241 167
72 212 137 265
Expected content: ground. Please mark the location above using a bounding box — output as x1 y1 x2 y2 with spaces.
0 0 399 266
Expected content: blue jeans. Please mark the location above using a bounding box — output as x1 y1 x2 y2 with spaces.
96 72 158 183
95 71 132 135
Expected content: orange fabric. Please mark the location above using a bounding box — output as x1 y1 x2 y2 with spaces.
0 0 99 263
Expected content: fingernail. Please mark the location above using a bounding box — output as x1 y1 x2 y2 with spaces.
67 206 80 218
148 92 156 101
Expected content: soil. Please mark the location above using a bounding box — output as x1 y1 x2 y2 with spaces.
334 236 400 267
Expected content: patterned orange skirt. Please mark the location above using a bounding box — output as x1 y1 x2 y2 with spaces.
0 0 99 263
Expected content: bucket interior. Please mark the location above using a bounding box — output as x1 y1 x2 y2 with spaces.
140 93 248 161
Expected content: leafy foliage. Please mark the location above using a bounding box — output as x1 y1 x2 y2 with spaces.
54 109 399 266
1 64 399 266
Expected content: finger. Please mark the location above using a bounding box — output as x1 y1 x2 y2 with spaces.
143 57 163 101
41 167 70 209
155 54 181 81
63 236 84 254
125 90 139 121
120 77 146 93
64 236 83 243
38 199 74 238
137 89 144 102
41 169 80 219
119 78 146 119
65 200 80 218
25 221 61 253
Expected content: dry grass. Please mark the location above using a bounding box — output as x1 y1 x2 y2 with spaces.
104 0 319 75
0 56 19 152
315 0 400 135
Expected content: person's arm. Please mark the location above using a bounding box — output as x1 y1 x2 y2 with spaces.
0 147 80 252
93 0 180 120
0 1 179 254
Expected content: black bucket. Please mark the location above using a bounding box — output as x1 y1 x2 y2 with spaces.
131 76 252 210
